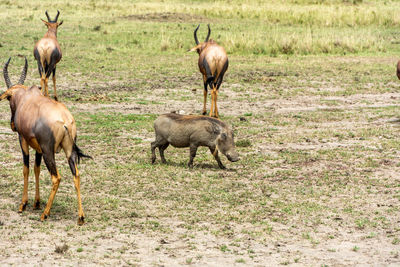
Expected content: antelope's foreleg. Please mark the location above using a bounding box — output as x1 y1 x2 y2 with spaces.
33 152 42 209
19 137 30 213
68 156 84 225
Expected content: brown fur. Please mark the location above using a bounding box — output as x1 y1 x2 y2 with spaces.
34 11 63 100
1 58 90 225
190 25 228 118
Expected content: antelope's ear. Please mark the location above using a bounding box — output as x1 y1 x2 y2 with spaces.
41 19 50 26
188 44 201 52
58 20 63 26
0 89 12 101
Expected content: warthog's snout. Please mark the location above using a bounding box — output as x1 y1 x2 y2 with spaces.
227 153 240 162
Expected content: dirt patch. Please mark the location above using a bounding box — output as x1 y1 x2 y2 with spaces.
123 12 207 23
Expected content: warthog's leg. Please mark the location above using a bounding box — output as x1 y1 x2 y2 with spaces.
188 144 198 168
209 146 226 169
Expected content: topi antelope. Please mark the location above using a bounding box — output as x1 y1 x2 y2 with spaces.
34 10 63 101
1 57 91 225
397 60 400 80
189 24 228 118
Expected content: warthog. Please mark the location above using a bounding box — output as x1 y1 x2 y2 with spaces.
151 113 239 169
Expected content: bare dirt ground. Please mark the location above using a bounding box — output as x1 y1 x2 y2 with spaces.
1 56 400 266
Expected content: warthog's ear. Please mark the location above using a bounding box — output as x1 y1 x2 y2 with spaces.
220 133 227 141
206 124 220 135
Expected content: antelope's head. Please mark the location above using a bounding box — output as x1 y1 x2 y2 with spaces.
1 57 28 101
188 24 212 54
41 10 63 32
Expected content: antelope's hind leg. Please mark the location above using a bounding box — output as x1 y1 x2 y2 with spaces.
18 136 30 213
214 87 219 118
63 134 85 225
40 151 60 222
33 152 42 209
68 155 85 225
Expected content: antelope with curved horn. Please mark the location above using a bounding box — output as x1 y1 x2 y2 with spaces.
189 24 228 118
34 10 63 101
1 57 91 225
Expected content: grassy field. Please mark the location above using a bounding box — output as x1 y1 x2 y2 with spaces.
1 0 400 265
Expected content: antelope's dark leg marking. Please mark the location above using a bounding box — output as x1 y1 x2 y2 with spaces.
33 119 60 221
34 48 43 77
49 49 61 100
43 48 61 78
33 119 56 176
188 144 198 168
216 59 229 90
34 152 42 209
203 57 214 89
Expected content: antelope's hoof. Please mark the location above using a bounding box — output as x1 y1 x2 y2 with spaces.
202 111 207 115
77 216 85 226
54 96 58 101
18 202 27 213
40 213 48 222
161 159 167 164
151 157 156 164
33 201 40 210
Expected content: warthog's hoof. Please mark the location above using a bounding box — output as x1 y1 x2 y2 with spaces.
77 216 85 226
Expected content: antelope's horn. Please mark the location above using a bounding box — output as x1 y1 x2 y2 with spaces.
3 57 12 89
194 24 200 45
54 10 60 22
205 24 211 42
18 57 28 85
45 10 51 22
